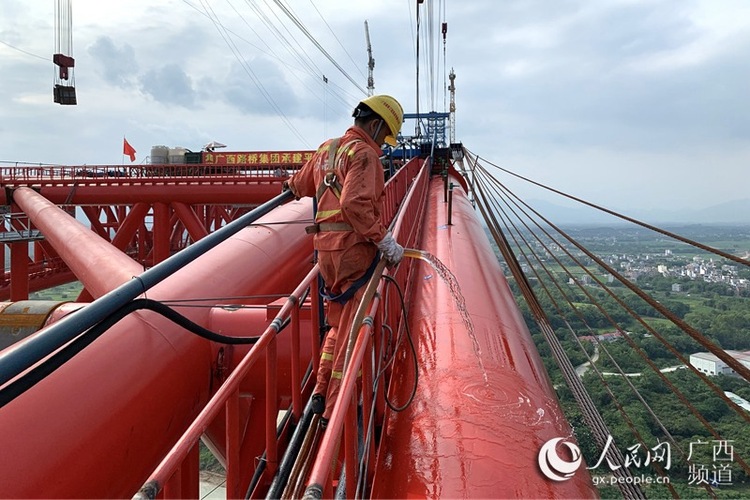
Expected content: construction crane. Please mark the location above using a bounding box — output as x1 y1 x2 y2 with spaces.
364 20 374 96
53 0 76 105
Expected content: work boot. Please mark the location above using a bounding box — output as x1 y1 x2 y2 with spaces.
311 393 325 415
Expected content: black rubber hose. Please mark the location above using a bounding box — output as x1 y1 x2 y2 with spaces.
0 189 294 387
263 398 315 499
0 298 280 409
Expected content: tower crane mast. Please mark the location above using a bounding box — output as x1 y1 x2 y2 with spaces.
449 68 456 144
364 20 375 96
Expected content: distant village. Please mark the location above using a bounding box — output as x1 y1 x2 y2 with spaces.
518 247 750 294
607 250 750 293
514 249 750 294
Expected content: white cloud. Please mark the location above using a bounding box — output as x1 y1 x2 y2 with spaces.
0 0 749 210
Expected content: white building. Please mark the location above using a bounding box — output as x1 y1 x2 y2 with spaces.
725 392 750 413
690 351 750 377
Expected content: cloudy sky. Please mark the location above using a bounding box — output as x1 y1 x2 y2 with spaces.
1 0 749 212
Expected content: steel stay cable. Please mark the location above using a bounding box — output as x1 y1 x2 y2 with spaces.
254 0 325 78
486 178 656 421
198 0 310 146
495 199 688 462
183 0 352 110
258 0 349 106
479 174 717 499
474 172 645 498
474 160 750 384
475 172 701 498
467 148 750 269
473 162 750 476
481 171 674 436
474 178 631 488
271 0 368 95
306 0 366 80
467 150 713 493
476 161 750 426
476 164 719 422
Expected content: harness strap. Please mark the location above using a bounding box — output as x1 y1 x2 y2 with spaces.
314 138 362 204
305 222 354 234
315 138 342 200
310 138 365 238
319 252 381 305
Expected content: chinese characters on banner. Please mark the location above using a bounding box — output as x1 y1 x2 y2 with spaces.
202 151 314 166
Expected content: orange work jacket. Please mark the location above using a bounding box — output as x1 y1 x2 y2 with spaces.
288 126 389 291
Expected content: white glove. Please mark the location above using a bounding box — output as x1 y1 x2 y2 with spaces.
377 231 404 267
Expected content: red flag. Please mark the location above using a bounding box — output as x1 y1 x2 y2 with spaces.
123 138 136 162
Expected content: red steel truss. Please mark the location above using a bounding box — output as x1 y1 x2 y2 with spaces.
0 162 296 300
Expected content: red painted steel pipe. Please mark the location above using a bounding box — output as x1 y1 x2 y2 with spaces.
370 176 597 498
138 265 321 498
12 187 144 298
14 183 283 205
0 197 315 498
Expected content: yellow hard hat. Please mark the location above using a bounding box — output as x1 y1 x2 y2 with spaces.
358 95 403 146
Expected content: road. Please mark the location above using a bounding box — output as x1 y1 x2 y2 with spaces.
574 343 685 378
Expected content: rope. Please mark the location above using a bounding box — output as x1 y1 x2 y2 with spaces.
479 173 711 497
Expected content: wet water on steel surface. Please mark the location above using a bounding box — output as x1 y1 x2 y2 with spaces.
404 248 487 383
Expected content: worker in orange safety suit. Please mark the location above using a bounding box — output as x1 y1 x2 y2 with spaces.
283 94 405 426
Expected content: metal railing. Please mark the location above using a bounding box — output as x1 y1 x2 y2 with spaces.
0 164 303 186
134 157 429 499
136 265 323 499
302 158 430 498
0 212 42 242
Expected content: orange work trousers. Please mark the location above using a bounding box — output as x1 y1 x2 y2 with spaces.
315 285 367 420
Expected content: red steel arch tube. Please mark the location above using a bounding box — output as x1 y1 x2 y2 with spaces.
370 175 597 498
0 196 315 498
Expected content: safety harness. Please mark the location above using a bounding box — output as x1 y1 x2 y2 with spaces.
306 137 380 304
304 137 361 235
